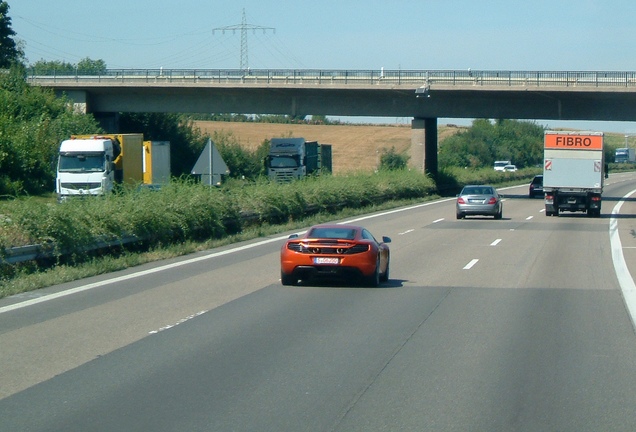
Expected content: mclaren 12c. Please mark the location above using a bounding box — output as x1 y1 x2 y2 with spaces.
280 224 391 287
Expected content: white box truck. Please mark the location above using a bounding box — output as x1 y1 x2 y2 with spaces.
543 131 605 217
56 134 170 201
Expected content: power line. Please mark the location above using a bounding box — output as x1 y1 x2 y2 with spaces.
212 9 275 70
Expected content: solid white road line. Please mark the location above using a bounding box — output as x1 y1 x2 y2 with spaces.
610 188 636 330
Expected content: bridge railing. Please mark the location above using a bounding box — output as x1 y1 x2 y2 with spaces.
26 69 636 88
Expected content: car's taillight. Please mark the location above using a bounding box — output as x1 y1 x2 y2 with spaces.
287 243 302 252
488 197 497 204
591 195 601 202
457 197 466 204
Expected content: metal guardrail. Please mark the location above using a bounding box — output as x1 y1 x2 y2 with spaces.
2 245 41 264
1 235 142 265
1 206 295 265
26 69 636 88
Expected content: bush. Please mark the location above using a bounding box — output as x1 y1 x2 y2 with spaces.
379 147 410 171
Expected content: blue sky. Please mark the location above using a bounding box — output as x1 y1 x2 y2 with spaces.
10 0 636 133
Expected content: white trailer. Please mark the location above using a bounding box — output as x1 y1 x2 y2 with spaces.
143 141 171 186
543 131 605 217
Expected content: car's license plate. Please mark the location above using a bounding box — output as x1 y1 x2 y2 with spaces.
314 257 339 264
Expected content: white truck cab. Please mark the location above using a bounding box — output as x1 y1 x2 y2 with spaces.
56 137 118 201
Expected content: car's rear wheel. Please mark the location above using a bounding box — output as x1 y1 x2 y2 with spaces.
494 207 503 220
456 211 465 219
281 271 297 286
364 258 380 287
379 258 390 283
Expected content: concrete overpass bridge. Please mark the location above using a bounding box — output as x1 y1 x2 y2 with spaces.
27 69 636 176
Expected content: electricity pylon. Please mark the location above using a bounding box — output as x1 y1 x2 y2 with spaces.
212 9 275 70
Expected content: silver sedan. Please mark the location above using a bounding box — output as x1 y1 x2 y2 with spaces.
456 185 503 219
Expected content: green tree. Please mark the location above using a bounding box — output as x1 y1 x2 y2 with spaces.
0 65 100 195
29 59 75 75
0 2 23 68
29 58 107 76
76 57 107 75
439 119 544 169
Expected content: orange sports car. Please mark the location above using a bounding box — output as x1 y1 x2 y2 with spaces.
280 224 391 287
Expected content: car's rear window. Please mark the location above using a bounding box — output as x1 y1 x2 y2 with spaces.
309 228 357 240
463 187 492 195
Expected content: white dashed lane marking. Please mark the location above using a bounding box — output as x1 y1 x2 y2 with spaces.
463 259 479 270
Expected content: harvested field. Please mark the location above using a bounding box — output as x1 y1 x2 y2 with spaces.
194 121 463 174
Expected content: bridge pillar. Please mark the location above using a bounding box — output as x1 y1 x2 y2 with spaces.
62 90 88 114
410 117 438 177
56 90 120 132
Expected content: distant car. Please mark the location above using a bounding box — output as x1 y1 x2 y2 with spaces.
456 185 503 219
503 164 517 172
493 160 511 171
280 224 391 287
529 175 544 198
